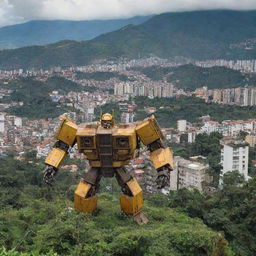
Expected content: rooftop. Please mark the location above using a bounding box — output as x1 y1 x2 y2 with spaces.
221 137 249 148
175 156 209 171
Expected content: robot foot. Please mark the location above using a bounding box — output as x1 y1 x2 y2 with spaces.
133 212 149 224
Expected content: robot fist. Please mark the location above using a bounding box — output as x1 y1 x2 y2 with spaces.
43 165 57 185
156 166 171 189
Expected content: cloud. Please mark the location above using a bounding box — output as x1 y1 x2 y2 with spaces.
1 0 256 26
0 0 20 26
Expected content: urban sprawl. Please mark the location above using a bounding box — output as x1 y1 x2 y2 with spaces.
1 57 256 192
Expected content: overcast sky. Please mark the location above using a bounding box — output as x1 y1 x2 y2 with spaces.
1 0 256 27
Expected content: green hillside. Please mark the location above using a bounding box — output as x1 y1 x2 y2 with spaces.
1 10 256 69
0 77 92 119
0 156 232 256
95 10 256 60
76 71 133 81
2 153 256 255
135 64 256 90
0 40 123 69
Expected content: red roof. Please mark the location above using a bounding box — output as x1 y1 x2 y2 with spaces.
134 159 144 165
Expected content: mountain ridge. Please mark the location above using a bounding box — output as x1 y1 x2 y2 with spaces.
1 10 256 69
0 16 151 49
93 9 256 59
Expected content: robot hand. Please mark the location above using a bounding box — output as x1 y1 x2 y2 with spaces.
43 165 58 185
156 166 171 189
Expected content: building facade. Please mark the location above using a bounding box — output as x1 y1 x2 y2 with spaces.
177 120 187 132
220 138 249 182
170 156 211 191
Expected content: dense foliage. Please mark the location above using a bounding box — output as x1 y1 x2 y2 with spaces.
248 147 256 177
46 76 84 93
169 174 256 256
0 78 73 119
135 65 255 90
48 76 100 93
0 156 232 256
134 96 256 128
76 71 133 82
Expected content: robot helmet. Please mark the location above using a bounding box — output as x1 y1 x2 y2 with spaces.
101 113 114 128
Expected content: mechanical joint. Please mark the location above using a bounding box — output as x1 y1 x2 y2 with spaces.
53 140 70 152
148 139 164 152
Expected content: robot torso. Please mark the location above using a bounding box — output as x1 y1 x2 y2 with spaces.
76 122 139 176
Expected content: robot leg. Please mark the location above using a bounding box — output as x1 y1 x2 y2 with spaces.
116 167 148 223
74 167 101 213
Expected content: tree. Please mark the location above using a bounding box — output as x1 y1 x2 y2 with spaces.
222 171 245 187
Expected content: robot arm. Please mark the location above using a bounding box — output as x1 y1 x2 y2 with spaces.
135 115 173 189
44 117 77 185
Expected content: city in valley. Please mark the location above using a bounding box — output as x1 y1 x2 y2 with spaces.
1 56 256 192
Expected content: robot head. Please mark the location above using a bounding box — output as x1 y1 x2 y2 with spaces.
101 113 114 129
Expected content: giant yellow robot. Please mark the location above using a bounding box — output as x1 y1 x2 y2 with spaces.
44 113 173 223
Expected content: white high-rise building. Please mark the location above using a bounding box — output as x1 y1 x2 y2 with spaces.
14 117 22 127
177 120 187 132
121 112 134 123
114 83 124 95
220 138 249 182
0 113 5 133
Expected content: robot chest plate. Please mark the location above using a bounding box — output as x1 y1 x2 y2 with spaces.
76 125 137 166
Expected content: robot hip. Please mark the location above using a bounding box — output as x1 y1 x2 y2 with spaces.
101 167 115 178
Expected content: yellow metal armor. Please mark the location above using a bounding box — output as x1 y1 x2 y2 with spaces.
43 114 173 224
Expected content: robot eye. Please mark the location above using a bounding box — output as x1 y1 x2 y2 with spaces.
117 137 129 148
85 139 90 144
80 136 93 148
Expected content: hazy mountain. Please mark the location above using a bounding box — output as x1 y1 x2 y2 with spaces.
93 10 256 59
0 16 151 49
1 10 256 69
